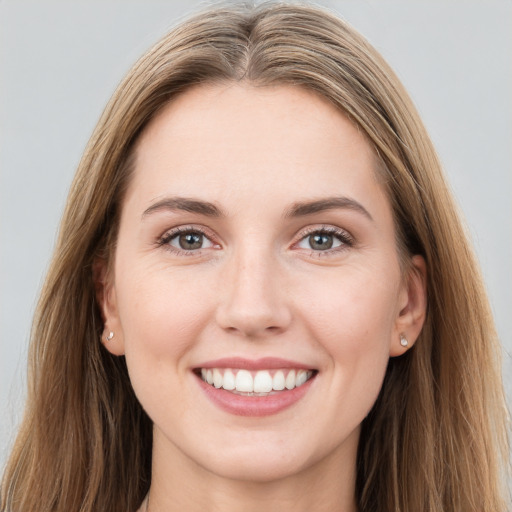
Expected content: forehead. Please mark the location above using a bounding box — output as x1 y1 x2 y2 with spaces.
127 83 389 218
137 83 376 160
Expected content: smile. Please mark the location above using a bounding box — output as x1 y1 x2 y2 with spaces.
194 358 318 416
199 368 315 395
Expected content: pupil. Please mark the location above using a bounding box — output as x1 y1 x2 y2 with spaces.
179 233 202 250
310 233 333 250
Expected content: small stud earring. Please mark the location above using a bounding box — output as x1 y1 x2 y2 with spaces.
105 331 114 342
400 334 408 347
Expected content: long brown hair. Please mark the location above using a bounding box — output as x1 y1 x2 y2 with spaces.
2 3 509 511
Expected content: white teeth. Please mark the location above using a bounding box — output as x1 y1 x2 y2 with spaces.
235 369 253 392
253 370 273 393
223 369 236 390
213 368 223 388
285 369 296 390
200 367 314 393
296 369 308 387
272 370 285 391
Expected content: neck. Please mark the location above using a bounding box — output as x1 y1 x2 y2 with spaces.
145 427 359 512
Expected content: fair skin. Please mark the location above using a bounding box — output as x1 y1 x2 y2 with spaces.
97 83 426 512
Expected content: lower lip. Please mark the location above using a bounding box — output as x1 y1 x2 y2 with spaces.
196 374 315 417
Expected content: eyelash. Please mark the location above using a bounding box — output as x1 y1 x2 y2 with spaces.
294 225 354 257
157 225 354 257
157 226 217 256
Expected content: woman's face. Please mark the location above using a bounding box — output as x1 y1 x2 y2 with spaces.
100 83 425 483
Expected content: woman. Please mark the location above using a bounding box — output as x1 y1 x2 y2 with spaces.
1 3 509 511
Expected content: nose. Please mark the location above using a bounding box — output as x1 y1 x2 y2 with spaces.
215 247 292 338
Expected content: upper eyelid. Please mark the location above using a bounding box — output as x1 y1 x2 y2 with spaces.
159 224 216 240
294 225 353 242
297 225 348 235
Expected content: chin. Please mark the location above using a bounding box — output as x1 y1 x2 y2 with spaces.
187 431 329 483
200 452 311 483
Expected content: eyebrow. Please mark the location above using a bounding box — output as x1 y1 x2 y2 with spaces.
142 195 373 221
284 196 374 221
142 197 224 219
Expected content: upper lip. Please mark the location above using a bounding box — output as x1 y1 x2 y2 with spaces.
195 357 314 371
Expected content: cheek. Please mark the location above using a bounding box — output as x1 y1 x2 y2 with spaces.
299 264 400 385
115 261 213 366
303 264 399 338
113 264 214 419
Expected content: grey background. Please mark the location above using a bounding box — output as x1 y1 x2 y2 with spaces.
1 0 511 471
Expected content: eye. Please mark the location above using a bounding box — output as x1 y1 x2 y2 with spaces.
300 233 339 251
160 228 215 252
296 227 353 252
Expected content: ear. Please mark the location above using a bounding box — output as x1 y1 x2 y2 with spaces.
93 257 125 356
389 255 427 357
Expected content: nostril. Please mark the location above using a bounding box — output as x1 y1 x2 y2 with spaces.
223 325 282 337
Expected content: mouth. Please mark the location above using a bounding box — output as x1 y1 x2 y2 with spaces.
195 367 317 396
193 358 318 416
